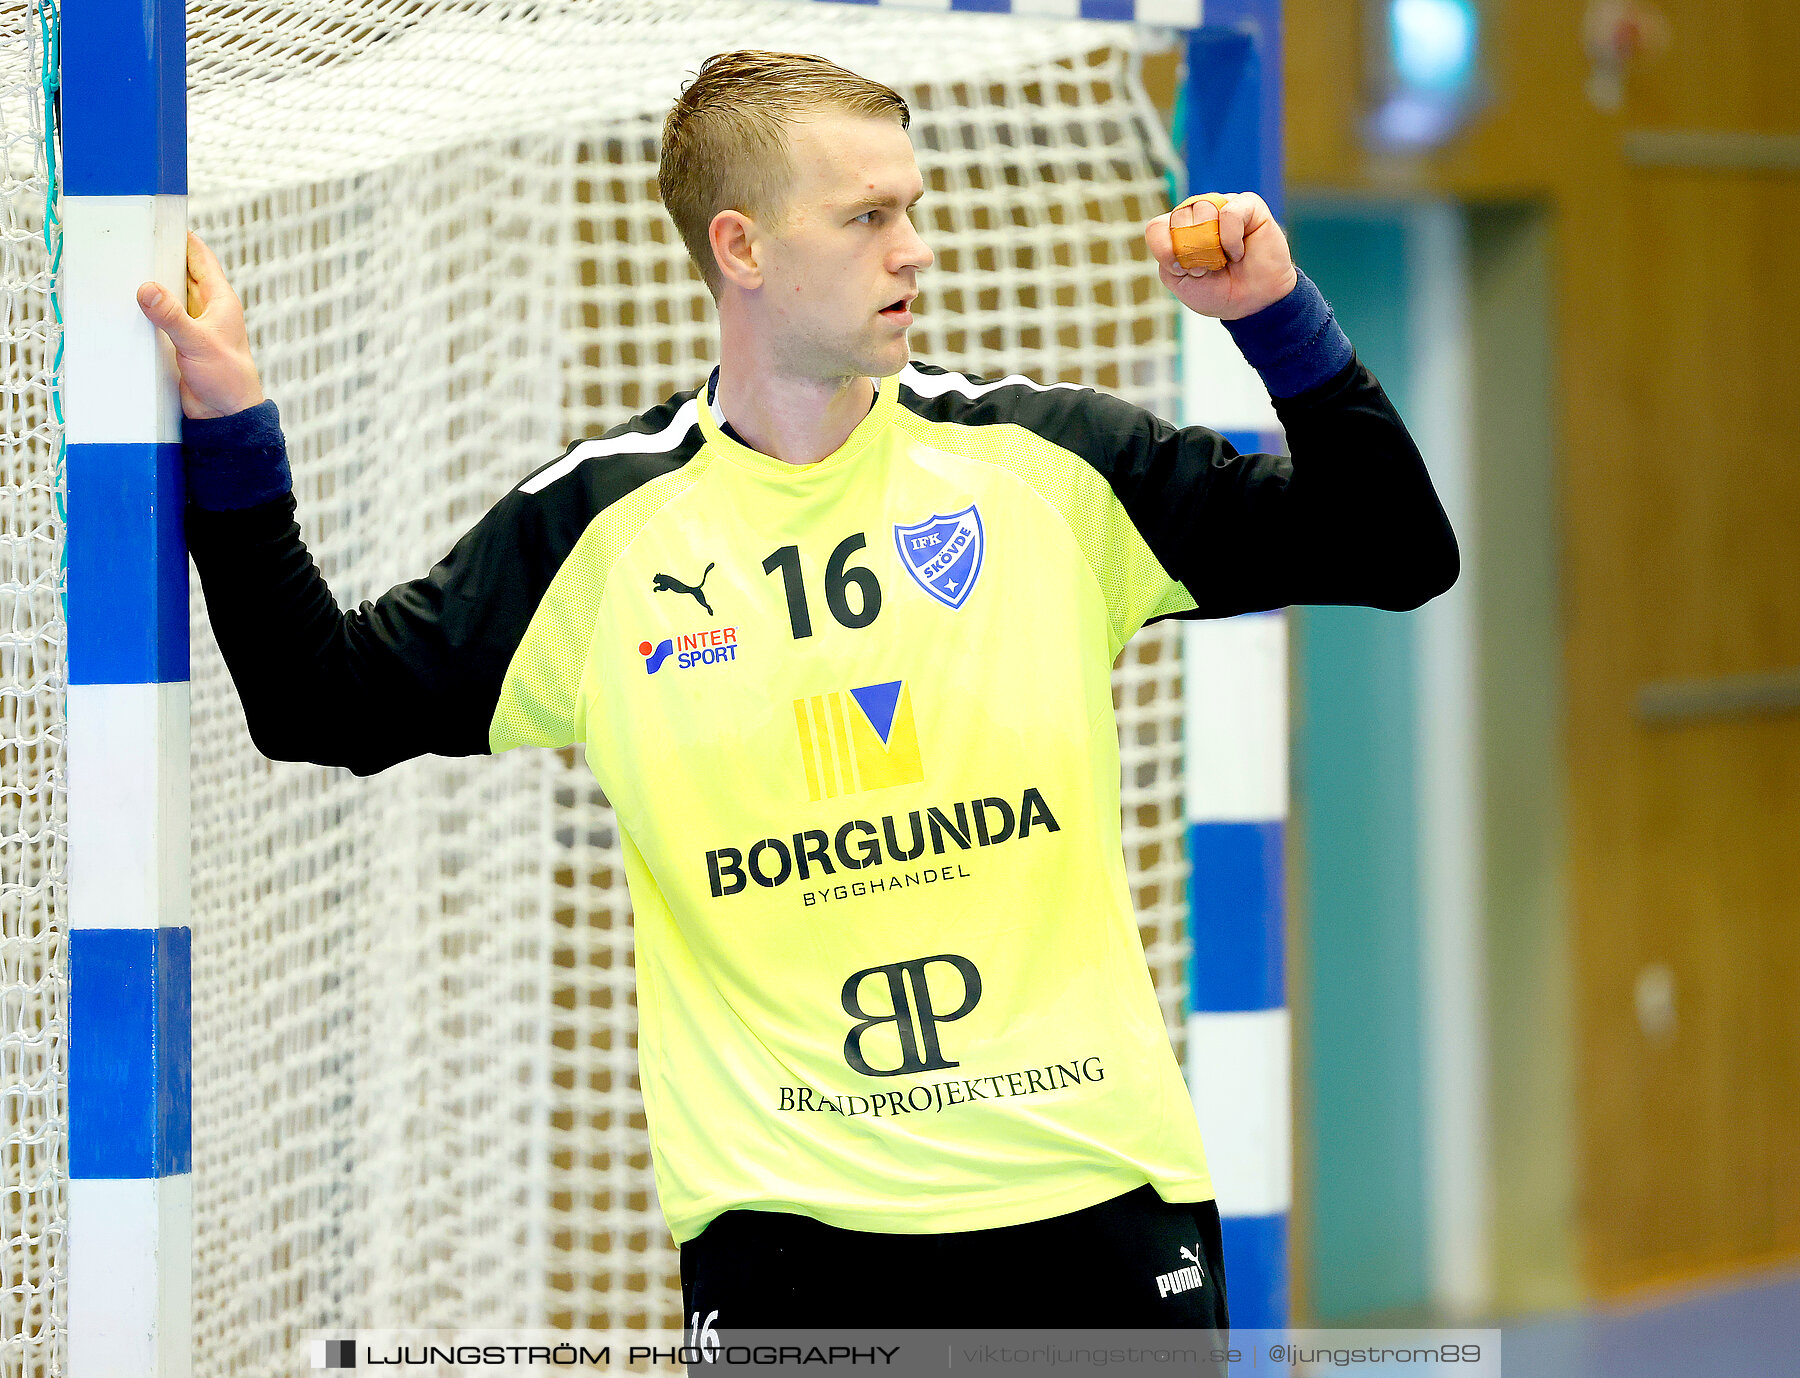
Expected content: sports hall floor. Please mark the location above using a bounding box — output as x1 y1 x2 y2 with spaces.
1498 1268 1800 1377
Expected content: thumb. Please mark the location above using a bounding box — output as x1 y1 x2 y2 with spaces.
137 281 199 348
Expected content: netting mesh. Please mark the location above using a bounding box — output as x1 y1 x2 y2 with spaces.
1 4 64 1373
3 1 1196 1370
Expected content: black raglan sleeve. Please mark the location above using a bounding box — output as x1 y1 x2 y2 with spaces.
909 267 1458 618
183 398 698 775
187 495 532 775
1077 348 1461 618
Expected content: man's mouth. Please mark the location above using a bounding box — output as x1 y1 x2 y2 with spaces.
879 294 916 322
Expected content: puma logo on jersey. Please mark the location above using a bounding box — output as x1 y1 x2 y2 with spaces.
653 562 715 616
1155 1245 1206 1299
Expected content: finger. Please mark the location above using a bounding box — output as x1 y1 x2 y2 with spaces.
1166 196 1209 233
185 232 234 314
1155 250 1196 282
1219 196 1249 264
1150 214 1204 276
136 281 201 348
1231 194 1274 264
1144 214 1176 266
1157 259 1201 296
1170 193 1222 233
1169 194 1229 273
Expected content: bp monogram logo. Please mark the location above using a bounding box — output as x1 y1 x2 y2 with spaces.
840 954 982 1077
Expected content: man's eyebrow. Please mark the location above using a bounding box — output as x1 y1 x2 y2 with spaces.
844 188 926 212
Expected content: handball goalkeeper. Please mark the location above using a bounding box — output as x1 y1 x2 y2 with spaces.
141 50 1456 1332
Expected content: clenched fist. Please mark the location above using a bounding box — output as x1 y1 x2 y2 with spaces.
137 232 264 420
1144 191 1298 321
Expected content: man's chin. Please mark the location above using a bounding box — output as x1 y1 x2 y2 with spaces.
810 331 910 382
864 335 913 379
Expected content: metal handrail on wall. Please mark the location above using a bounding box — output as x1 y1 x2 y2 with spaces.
1637 667 1800 724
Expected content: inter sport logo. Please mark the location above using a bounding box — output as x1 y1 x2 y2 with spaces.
640 626 739 674
895 505 984 609
793 679 923 800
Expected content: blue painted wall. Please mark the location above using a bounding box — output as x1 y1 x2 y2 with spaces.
1287 205 1429 1321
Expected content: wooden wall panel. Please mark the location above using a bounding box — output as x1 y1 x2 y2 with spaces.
1284 0 1800 1300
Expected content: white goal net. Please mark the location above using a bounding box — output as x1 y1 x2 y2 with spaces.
4 0 1195 1370
1 2 63 1370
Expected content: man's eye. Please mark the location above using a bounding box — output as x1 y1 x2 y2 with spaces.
854 210 877 225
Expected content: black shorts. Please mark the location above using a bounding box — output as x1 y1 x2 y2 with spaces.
679 1183 1229 1330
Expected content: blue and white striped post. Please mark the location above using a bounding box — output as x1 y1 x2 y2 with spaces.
60 0 193 1371
1182 0 1291 1331
1184 615 1291 1329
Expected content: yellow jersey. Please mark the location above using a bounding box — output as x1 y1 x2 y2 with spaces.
185 347 1457 1245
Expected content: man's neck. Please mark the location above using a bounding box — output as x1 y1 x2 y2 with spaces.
713 352 875 467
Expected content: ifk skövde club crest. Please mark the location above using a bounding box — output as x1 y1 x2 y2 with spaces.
894 505 984 610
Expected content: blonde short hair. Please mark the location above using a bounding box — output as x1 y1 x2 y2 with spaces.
659 50 910 295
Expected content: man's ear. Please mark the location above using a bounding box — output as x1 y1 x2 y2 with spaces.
709 210 762 292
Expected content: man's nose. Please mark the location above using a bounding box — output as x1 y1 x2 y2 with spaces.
896 218 934 272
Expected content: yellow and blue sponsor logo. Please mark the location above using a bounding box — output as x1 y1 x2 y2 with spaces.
794 680 924 800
